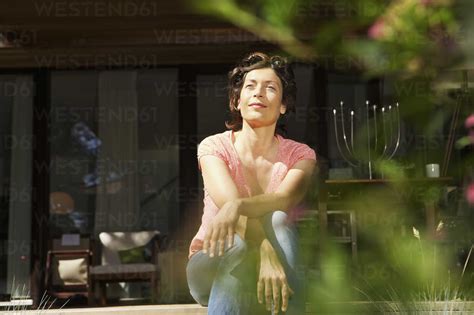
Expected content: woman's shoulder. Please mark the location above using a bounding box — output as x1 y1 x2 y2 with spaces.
197 131 237 168
198 130 233 156
199 130 231 146
277 134 316 162
278 134 313 151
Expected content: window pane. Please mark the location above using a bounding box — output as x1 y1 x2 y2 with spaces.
50 71 99 235
0 78 14 294
49 69 179 236
0 76 33 296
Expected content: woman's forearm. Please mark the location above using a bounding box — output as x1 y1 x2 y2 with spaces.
245 217 267 244
238 192 296 218
237 162 315 218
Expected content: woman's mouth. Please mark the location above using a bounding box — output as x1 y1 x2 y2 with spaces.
249 103 267 109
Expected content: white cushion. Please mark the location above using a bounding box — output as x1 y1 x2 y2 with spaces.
52 258 87 286
99 231 159 251
99 231 159 265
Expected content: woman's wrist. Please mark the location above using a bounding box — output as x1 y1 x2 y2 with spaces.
259 239 274 259
221 198 243 218
233 198 245 215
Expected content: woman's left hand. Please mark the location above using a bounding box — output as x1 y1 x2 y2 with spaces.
258 239 293 314
203 199 241 257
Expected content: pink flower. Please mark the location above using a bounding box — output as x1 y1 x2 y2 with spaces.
420 0 432 6
467 183 474 205
368 19 386 39
465 114 474 129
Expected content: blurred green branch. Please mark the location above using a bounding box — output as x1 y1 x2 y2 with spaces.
191 0 463 77
189 0 315 60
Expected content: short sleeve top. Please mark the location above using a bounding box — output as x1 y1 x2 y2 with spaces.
189 130 316 258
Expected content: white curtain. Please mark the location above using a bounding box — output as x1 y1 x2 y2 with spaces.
95 71 139 233
7 76 33 295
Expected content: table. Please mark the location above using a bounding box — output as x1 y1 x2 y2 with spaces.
317 177 454 259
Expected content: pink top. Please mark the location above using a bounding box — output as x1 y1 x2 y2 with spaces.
189 130 316 258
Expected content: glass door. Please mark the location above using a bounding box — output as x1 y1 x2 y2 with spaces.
0 76 33 299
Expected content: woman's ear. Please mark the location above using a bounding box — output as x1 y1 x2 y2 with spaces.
280 104 287 115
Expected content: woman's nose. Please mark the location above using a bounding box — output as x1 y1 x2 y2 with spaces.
253 85 264 97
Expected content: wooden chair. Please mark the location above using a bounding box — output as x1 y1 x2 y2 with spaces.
45 249 92 302
89 231 161 306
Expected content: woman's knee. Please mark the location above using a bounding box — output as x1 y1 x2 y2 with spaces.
223 233 250 260
261 210 289 233
186 257 211 306
187 266 211 306
189 290 210 306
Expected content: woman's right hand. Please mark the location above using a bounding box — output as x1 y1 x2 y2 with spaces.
203 199 241 257
258 239 293 314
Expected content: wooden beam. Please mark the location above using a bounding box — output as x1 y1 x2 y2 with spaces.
0 43 278 68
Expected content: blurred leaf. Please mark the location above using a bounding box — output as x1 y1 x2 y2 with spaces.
436 220 444 233
260 0 296 29
413 226 420 239
455 136 472 149
376 160 406 181
188 0 315 60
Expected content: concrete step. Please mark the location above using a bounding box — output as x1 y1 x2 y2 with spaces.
8 301 474 314
1 304 207 315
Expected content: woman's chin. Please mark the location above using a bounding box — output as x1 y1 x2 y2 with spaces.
243 119 277 129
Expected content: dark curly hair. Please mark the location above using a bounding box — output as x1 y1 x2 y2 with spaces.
225 52 297 134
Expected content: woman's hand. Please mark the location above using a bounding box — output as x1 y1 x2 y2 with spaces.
203 199 241 257
258 239 293 314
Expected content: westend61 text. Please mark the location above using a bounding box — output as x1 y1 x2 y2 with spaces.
34 0 159 17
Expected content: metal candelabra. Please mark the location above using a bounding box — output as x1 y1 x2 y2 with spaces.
332 100 401 179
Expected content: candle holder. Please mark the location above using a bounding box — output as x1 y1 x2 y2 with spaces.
332 100 401 179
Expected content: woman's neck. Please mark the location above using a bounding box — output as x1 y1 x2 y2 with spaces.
234 123 278 158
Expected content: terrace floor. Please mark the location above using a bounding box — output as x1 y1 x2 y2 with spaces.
1 304 206 315
5 302 474 314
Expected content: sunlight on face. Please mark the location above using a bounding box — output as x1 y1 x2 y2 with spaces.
238 68 286 128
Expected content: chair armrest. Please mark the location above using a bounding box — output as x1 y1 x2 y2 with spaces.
48 249 91 256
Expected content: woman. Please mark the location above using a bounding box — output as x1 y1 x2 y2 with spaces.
186 52 316 314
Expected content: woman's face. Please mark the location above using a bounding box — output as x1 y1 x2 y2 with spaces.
237 68 286 129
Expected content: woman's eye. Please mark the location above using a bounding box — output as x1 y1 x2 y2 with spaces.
267 86 276 90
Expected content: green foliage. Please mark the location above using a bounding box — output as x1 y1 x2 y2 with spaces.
191 0 474 308
191 0 462 77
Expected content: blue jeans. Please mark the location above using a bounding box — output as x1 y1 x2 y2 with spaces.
186 211 304 314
